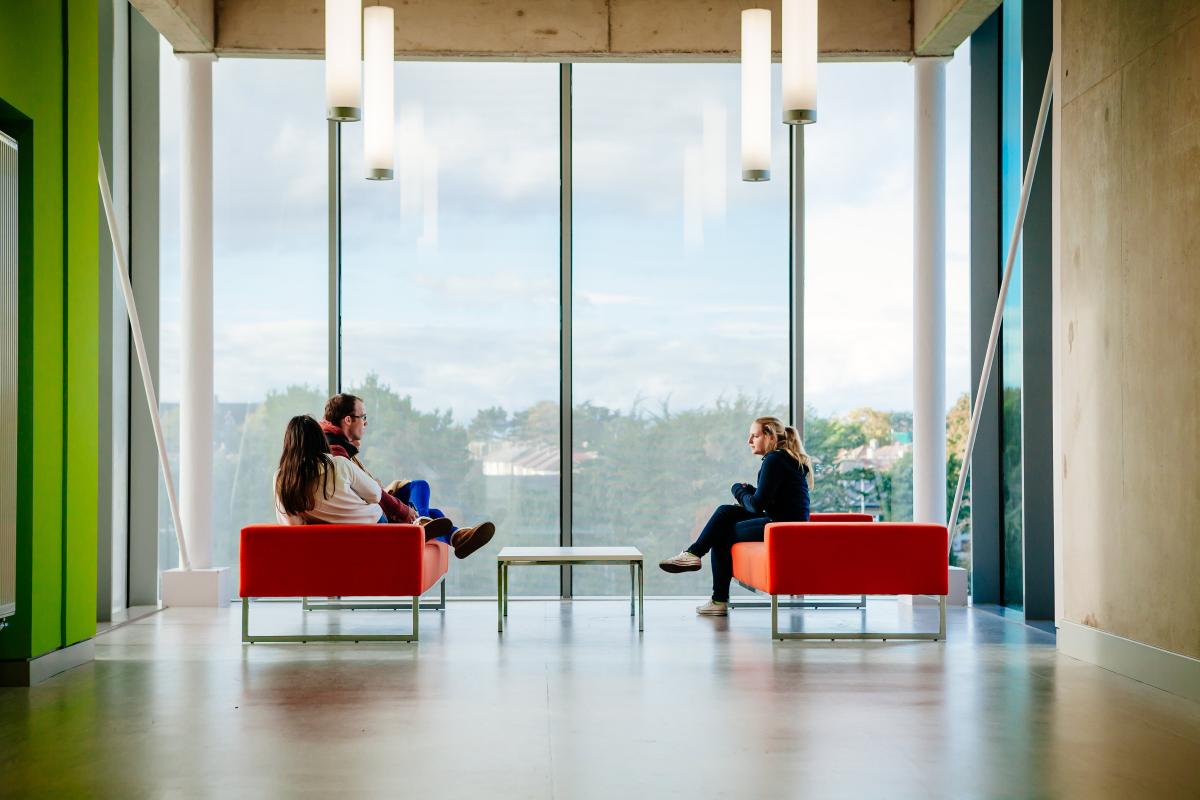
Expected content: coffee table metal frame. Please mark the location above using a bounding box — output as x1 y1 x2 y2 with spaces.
497 547 644 633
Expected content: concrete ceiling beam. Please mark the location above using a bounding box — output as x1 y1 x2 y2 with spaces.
184 0 914 61
130 0 215 53
913 0 1000 56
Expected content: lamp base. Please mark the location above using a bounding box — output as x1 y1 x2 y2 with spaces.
327 106 361 122
162 567 232 607
365 167 394 181
783 108 817 125
742 169 770 182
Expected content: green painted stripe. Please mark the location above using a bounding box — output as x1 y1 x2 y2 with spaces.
59 0 68 650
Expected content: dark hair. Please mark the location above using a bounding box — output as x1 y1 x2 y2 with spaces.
276 415 333 517
324 393 363 425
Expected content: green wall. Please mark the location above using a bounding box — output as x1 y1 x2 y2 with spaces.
0 2 99 661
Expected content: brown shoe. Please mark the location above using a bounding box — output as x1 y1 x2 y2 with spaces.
419 517 454 542
450 522 496 559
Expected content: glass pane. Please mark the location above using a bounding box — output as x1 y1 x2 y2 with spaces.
804 63 915 523
1001 0 1024 610
158 37 180 578
341 63 560 597
947 40 974 591
158 50 329 587
572 64 790 596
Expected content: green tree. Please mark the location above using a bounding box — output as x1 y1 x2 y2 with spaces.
469 406 511 441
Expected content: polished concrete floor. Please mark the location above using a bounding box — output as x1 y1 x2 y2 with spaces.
1 599 1198 799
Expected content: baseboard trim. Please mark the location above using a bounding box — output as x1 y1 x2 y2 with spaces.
1057 620 1200 702
0 638 95 687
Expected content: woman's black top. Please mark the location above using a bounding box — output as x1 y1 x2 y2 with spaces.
731 450 811 521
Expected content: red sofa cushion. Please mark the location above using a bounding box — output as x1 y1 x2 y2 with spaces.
732 522 949 596
240 524 449 598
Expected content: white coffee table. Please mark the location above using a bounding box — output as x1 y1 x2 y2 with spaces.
497 547 644 633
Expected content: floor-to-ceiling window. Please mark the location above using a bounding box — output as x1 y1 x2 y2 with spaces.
804 62 916 523
802 56 972 585
159 48 328 586
341 63 561 597
156 49 971 599
571 64 790 596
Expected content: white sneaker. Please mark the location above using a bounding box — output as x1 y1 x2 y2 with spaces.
696 600 728 616
659 551 702 573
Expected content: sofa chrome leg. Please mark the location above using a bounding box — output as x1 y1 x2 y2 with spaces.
412 596 420 642
770 593 947 641
242 598 251 642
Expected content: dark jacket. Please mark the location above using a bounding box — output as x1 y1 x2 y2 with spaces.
731 450 811 522
319 419 416 524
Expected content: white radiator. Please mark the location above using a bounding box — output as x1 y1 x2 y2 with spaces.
0 131 15 622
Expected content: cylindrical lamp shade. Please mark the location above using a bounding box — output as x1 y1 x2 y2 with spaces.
782 0 818 124
325 0 361 121
363 5 394 180
740 9 771 181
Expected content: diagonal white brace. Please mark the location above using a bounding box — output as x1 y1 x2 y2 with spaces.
98 145 192 571
948 56 1056 552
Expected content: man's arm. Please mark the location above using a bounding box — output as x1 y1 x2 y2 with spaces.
377 489 417 524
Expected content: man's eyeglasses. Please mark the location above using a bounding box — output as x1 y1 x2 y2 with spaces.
348 414 367 421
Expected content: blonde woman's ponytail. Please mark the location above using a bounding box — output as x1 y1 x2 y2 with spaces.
753 416 815 489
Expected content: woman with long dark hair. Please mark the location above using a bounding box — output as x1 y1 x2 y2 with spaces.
274 415 386 525
659 416 813 616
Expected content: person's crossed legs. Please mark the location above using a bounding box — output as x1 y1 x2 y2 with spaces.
707 516 769 603
388 479 495 559
659 504 768 615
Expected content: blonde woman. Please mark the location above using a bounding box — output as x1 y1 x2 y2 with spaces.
659 416 813 616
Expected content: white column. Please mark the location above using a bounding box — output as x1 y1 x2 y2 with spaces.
913 58 947 526
164 53 229 605
179 54 214 570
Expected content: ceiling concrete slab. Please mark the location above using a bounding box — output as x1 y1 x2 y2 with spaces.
130 0 215 52
914 0 1000 56
609 0 912 61
153 0 916 61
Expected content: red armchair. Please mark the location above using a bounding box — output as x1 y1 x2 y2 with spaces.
732 521 949 640
731 512 875 610
239 524 449 643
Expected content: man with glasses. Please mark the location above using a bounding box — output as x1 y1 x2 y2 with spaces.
320 393 496 559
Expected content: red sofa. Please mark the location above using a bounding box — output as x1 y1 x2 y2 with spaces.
732 521 949 640
239 524 449 643
809 512 874 523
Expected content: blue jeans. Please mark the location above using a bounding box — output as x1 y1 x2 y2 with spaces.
392 479 453 542
687 504 770 603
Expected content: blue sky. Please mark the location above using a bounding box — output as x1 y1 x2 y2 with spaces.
158 42 971 422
